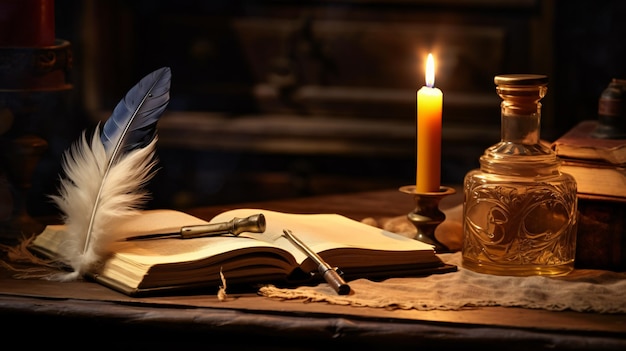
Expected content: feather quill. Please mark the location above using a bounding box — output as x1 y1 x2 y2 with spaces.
49 67 171 280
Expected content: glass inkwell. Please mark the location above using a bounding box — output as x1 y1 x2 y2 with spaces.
462 74 578 276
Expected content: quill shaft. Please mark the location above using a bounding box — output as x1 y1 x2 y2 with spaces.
82 67 171 254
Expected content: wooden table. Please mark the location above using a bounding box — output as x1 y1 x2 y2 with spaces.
1 187 625 350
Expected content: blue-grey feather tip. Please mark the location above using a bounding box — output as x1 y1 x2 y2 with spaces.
101 67 171 158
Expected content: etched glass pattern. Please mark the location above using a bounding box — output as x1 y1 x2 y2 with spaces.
462 177 577 276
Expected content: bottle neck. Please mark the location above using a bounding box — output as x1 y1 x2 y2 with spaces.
500 100 541 145
494 84 549 155
480 83 559 176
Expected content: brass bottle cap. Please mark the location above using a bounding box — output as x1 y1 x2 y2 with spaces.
494 74 548 86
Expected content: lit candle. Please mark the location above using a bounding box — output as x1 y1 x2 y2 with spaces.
416 53 442 192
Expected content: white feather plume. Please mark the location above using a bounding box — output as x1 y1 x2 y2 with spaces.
45 67 171 280
48 129 158 280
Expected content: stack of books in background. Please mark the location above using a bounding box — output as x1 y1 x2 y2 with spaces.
552 120 626 271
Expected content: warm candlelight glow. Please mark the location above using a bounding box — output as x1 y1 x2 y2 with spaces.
416 53 442 193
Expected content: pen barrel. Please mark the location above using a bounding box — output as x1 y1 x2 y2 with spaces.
180 223 231 239
283 228 351 295
180 214 266 239
320 265 351 295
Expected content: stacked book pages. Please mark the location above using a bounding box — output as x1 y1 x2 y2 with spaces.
552 120 626 199
551 120 626 271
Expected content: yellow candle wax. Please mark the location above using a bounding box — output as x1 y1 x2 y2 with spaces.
416 53 442 193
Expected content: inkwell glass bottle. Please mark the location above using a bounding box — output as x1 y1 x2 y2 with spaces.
462 74 578 276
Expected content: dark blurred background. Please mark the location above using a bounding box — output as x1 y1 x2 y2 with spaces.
22 0 626 215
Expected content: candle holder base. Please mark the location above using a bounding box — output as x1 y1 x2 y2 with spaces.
399 185 456 253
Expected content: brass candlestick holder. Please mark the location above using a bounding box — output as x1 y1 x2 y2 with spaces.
399 185 456 253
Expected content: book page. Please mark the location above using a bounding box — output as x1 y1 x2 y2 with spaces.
210 208 435 265
113 209 210 237
560 162 626 197
31 209 211 258
31 209 289 267
110 235 284 265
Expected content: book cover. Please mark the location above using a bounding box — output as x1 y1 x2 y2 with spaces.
576 194 626 271
551 120 626 165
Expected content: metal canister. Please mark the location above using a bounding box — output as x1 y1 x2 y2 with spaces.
593 78 626 139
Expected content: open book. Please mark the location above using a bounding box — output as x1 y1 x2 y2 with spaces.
30 208 455 296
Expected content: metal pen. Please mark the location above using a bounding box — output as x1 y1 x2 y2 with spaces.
282 229 351 295
125 214 266 241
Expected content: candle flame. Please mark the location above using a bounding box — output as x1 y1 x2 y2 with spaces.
425 53 435 88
